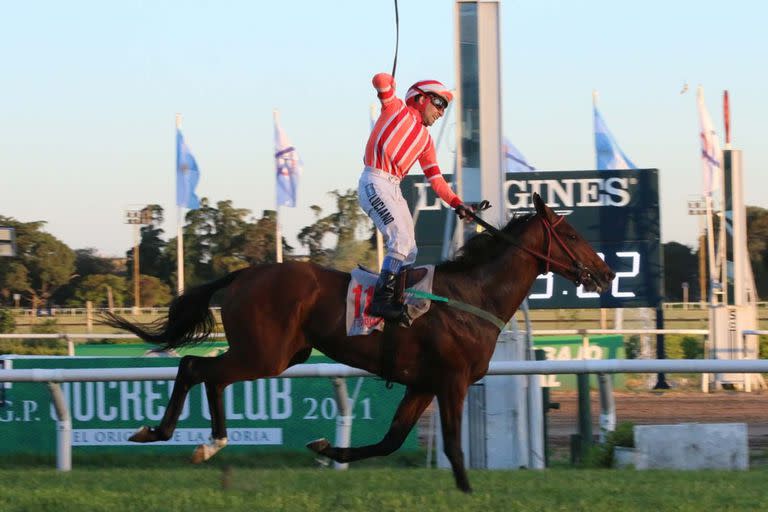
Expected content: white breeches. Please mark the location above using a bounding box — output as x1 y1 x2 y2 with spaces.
358 167 417 266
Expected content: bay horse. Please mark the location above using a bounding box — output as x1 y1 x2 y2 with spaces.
100 193 614 493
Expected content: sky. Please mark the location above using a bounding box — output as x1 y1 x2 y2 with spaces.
2 0 766 257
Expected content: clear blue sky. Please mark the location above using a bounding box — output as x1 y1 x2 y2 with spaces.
2 0 766 257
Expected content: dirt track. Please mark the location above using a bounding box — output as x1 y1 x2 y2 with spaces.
548 390 768 457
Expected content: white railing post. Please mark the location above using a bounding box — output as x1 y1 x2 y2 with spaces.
597 373 616 443
331 377 352 471
47 382 71 472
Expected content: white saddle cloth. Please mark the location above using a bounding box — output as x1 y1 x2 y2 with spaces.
345 265 435 336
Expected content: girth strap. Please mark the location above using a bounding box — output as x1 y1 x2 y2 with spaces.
405 288 507 331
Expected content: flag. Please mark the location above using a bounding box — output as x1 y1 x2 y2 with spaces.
274 112 302 208
594 105 636 170
176 129 200 209
502 137 536 172
697 86 722 197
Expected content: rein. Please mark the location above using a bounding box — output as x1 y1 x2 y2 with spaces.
467 210 582 280
405 288 507 330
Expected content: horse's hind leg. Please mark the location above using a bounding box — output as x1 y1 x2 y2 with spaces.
188 351 271 463
307 388 433 462
190 380 228 464
130 355 206 443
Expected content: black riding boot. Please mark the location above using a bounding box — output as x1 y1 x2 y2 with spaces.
367 269 405 321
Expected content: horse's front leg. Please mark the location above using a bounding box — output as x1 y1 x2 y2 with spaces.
307 388 433 462
130 355 204 443
437 381 471 493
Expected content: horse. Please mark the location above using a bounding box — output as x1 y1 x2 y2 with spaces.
100 193 614 493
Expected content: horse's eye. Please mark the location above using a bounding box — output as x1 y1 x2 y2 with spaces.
569 234 577 240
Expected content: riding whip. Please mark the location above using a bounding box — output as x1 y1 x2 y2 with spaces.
391 0 399 78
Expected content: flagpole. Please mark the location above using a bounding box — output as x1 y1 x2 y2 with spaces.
276 205 283 263
176 113 185 295
697 88 719 305
592 90 613 327
273 110 284 263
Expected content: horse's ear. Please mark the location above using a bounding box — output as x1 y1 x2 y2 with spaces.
533 193 557 222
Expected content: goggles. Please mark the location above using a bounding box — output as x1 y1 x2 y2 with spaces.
414 87 449 110
427 94 449 110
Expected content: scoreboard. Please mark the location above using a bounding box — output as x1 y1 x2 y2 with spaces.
402 169 663 309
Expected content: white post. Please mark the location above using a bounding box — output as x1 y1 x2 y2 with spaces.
597 373 616 443
331 377 351 470
47 383 72 472
85 301 93 333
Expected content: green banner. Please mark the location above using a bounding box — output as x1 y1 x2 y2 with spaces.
0 353 416 455
534 335 625 389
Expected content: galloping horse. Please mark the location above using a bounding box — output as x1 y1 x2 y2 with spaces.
101 193 614 493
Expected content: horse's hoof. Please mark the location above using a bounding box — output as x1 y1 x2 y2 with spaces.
191 437 228 464
191 445 207 465
128 426 154 443
306 438 330 455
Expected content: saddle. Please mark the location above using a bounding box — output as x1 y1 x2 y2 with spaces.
356 264 429 288
345 265 435 336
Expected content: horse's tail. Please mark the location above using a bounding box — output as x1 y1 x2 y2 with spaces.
99 269 246 351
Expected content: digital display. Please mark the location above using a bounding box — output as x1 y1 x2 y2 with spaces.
402 169 662 308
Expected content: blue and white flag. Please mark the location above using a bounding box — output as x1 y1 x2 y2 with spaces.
594 105 636 170
176 129 200 210
697 86 722 197
274 112 302 208
503 137 536 172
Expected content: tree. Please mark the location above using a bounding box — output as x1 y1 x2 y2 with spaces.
53 248 120 305
139 275 172 307
663 242 698 301
125 205 170 280
74 248 119 276
0 308 14 333
183 198 260 283
746 206 768 298
297 189 377 270
70 274 128 308
242 210 293 264
0 216 76 308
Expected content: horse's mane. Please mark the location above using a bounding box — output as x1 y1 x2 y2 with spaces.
436 213 536 273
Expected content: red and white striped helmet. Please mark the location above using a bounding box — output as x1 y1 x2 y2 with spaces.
405 80 453 106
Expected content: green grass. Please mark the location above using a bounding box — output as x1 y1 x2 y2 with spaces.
1 467 767 512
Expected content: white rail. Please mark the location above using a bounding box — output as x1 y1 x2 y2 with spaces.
4 358 768 383
3 358 768 473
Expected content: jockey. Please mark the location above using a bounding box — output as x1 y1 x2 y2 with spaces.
358 73 473 322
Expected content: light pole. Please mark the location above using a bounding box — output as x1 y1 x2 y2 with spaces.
125 207 152 314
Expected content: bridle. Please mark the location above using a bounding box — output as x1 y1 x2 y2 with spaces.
466 208 594 286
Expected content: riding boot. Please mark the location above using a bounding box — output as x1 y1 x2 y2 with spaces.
396 267 413 327
367 269 405 321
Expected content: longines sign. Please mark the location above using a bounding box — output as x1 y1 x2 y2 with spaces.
402 169 663 308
